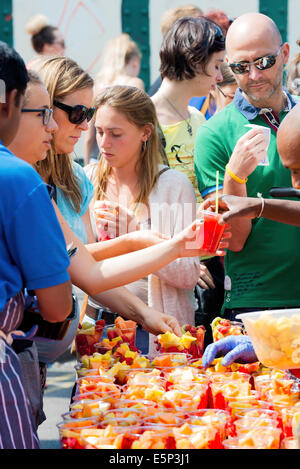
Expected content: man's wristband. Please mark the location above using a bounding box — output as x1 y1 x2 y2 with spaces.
226 165 248 184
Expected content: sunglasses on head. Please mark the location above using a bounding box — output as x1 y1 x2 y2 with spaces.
214 24 226 44
53 100 95 124
228 45 282 75
21 107 53 125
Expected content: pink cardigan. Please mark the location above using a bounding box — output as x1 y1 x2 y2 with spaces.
147 165 200 356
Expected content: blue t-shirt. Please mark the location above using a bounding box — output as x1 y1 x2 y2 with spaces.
0 143 70 312
56 161 94 243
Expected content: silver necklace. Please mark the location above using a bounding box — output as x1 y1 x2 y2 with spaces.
165 98 193 136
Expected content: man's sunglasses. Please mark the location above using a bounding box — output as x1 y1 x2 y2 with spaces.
228 46 282 75
21 107 53 125
53 100 95 124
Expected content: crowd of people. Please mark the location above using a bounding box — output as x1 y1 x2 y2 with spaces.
2 3 300 449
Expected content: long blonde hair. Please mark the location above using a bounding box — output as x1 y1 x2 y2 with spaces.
92 85 161 209
96 34 141 86
31 56 94 213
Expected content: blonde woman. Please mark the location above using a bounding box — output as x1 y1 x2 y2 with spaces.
31 56 95 245
86 85 201 355
84 33 144 165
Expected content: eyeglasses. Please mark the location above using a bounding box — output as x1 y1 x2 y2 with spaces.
21 107 53 125
216 85 236 99
53 100 95 125
228 46 282 75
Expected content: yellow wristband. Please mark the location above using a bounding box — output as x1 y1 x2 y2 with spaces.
226 165 248 184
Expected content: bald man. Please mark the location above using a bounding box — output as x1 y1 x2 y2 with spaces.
202 102 300 225
194 13 300 322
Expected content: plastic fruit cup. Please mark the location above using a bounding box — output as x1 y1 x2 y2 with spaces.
222 436 266 449
199 210 227 254
69 398 111 418
280 436 299 449
234 407 279 421
233 426 281 449
185 409 232 439
57 418 99 449
143 413 184 428
72 389 120 407
99 408 143 427
131 426 175 450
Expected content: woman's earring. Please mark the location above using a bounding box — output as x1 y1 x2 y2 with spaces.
142 140 147 152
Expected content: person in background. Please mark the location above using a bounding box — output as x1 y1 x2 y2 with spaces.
151 16 225 344
194 13 300 325
26 14 65 68
190 61 238 118
204 8 233 36
0 41 72 449
84 33 144 165
286 49 300 96
147 4 203 97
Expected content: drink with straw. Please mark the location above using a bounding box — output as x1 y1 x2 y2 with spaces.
199 171 227 253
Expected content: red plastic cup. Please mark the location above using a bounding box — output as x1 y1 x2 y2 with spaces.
199 210 227 253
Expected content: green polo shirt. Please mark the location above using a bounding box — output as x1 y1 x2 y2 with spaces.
194 89 300 312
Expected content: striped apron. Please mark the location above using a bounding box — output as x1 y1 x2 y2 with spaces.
0 292 40 449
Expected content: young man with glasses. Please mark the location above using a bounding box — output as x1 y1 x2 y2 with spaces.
0 41 72 448
194 12 300 322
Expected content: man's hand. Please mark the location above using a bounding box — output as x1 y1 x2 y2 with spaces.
227 128 268 180
201 195 262 224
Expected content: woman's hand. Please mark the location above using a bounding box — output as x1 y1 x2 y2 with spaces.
172 220 231 258
127 229 169 251
139 305 182 337
94 201 139 238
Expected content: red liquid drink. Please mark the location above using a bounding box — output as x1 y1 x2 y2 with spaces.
200 210 226 253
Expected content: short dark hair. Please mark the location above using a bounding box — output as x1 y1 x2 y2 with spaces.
159 16 225 81
0 41 29 103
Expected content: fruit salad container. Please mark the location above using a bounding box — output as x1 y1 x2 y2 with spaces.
236 309 300 369
211 317 244 342
131 427 176 449
156 325 205 358
69 398 111 418
57 417 100 449
172 422 220 449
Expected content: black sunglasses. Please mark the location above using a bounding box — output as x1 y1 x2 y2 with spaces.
21 107 53 125
53 100 95 124
228 46 282 75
